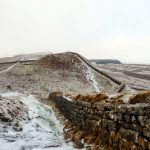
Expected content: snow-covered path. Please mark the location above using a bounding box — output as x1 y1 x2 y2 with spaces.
0 62 19 74
86 66 101 93
0 92 84 150
75 55 101 93
0 57 25 74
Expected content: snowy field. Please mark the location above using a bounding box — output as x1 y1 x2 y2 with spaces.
95 63 150 90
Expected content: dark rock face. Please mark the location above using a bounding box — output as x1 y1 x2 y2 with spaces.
50 94 150 149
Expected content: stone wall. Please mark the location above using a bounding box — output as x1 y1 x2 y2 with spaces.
68 52 122 85
50 94 150 150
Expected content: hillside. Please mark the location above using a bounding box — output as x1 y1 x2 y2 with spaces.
0 51 149 150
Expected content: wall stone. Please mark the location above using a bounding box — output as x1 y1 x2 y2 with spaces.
50 94 150 149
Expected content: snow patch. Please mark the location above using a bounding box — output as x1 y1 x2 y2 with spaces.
86 66 101 93
74 55 101 93
0 92 85 150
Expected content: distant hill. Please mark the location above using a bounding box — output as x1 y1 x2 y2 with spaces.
89 59 121 64
0 52 48 63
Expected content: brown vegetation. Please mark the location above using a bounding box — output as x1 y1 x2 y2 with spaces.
39 52 82 70
51 90 150 105
39 52 90 83
64 121 106 150
129 91 150 104
73 92 127 104
110 94 125 104
73 93 109 103
49 91 63 100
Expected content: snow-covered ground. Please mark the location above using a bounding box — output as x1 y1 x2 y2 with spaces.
0 92 85 150
0 62 19 74
95 64 150 90
0 52 48 63
75 56 102 93
85 66 101 93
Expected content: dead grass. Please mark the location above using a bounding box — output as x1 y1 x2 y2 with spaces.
64 121 106 150
39 52 82 70
48 91 63 101
129 91 150 104
73 93 109 103
110 94 125 104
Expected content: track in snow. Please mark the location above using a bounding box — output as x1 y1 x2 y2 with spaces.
0 92 85 150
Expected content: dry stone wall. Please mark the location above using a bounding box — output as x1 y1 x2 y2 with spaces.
50 94 150 150
68 52 122 85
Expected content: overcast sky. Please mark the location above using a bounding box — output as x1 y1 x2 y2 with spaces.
0 0 150 64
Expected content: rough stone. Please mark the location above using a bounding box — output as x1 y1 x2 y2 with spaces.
51 95 150 149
